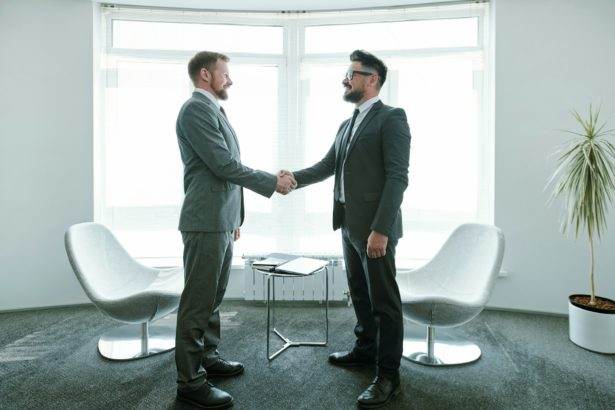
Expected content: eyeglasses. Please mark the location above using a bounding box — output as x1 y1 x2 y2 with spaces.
344 69 377 81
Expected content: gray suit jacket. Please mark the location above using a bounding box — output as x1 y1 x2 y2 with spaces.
176 92 277 232
293 100 410 241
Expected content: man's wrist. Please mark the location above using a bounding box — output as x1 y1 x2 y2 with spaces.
371 230 388 239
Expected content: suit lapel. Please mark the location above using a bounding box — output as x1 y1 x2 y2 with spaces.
193 92 241 155
333 118 352 195
345 100 383 159
335 118 352 161
217 109 241 155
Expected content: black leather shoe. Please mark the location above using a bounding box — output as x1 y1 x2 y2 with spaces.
328 351 376 367
205 358 245 377
176 382 233 409
357 374 401 408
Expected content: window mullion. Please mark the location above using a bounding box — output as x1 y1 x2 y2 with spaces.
271 18 301 249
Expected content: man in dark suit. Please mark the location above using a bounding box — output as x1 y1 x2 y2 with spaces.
283 50 410 408
175 51 296 409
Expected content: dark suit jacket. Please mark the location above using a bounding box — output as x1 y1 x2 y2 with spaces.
176 92 277 232
293 100 410 241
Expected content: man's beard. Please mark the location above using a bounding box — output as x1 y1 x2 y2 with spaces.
343 88 363 103
214 87 228 100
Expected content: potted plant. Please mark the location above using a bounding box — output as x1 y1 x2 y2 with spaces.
547 104 615 353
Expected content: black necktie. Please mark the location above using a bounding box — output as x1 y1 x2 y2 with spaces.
219 106 227 118
342 109 360 156
335 109 360 199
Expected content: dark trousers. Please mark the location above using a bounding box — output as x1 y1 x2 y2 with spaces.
175 231 233 391
341 227 403 375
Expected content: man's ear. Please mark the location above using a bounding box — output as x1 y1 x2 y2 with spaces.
200 67 211 83
370 74 380 89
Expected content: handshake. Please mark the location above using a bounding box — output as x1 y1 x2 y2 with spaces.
275 170 296 195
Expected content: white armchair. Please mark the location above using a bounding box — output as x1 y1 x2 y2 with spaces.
398 223 505 366
64 222 183 360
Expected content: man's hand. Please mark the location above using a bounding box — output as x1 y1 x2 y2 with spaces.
233 228 240 241
367 231 388 258
276 171 297 195
283 170 297 190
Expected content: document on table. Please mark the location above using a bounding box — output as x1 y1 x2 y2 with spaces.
274 257 328 275
252 253 297 271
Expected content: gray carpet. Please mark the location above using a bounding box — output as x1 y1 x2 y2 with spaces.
0 301 613 409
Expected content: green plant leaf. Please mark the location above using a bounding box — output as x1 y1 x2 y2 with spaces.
547 105 615 241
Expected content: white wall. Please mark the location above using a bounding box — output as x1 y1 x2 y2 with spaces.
490 0 615 314
0 0 94 310
1 0 615 313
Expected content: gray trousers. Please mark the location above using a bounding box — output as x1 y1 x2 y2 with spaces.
176 230 233 391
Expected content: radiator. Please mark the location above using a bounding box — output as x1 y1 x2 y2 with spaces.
242 255 349 302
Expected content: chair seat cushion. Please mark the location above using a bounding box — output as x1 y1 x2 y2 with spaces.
96 268 184 323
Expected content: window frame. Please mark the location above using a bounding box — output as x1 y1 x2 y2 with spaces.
95 3 492 267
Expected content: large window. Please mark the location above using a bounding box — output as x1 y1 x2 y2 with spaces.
96 4 492 268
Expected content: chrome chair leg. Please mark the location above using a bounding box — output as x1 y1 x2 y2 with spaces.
98 315 176 361
403 325 481 366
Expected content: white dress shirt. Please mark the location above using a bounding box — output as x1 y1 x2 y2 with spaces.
340 96 381 203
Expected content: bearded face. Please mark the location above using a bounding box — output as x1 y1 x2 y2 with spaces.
214 87 228 100
210 60 232 100
343 88 364 103
342 62 372 103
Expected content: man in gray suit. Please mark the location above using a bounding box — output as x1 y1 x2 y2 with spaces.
282 50 410 408
175 51 296 409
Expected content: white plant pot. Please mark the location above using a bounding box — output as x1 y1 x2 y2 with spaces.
568 295 615 354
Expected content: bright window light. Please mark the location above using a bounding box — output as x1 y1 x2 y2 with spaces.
113 20 284 54
304 18 478 54
104 60 187 208
97 4 491 268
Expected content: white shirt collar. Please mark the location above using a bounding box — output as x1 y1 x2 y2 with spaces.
194 88 220 109
356 96 380 113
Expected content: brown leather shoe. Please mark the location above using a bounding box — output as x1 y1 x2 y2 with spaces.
357 374 401 408
328 351 376 367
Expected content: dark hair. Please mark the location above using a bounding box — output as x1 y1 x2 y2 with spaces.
349 49 387 88
188 51 229 85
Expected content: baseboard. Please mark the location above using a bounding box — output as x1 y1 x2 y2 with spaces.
484 305 567 318
0 302 95 315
